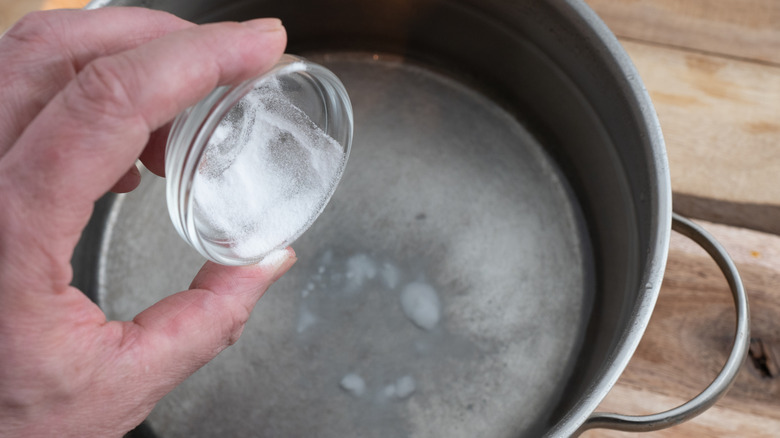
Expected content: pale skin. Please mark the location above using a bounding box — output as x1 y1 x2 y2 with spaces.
0 7 295 437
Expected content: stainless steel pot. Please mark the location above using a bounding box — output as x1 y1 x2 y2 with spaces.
76 0 750 436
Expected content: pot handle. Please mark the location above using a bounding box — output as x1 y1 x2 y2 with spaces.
579 213 750 433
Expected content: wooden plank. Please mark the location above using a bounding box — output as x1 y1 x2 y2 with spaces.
618 40 780 232
41 0 88 9
0 0 44 32
0 0 85 33
585 0 780 65
585 386 780 437
585 221 780 437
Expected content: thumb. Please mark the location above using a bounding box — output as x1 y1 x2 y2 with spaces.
128 248 296 389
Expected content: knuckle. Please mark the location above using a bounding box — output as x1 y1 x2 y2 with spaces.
225 305 252 346
4 11 56 46
62 57 151 135
226 325 246 347
65 57 142 124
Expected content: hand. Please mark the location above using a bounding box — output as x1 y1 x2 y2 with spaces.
0 8 294 437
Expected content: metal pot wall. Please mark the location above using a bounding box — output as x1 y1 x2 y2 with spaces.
77 0 750 436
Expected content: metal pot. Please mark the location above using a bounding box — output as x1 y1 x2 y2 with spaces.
77 0 750 436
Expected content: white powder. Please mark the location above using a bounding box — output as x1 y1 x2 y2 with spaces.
380 262 401 290
400 282 441 331
394 375 417 399
344 253 378 292
296 306 318 333
192 63 346 260
339 373 366 397
256 248 290 268
380 375 416 401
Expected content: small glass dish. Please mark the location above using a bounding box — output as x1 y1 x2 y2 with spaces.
165 54 353 266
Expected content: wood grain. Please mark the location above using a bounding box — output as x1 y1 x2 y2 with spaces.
620 40 780 211
0 0 43 31
587 386 780 437
585 0 780 65
672 193 780 238
0 0 777 436
585 0 780 235
585 221 780 436
41 0 88 9
0 0 84 33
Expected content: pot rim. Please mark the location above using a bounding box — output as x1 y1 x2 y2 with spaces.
547 0 672 436
84 0 674 435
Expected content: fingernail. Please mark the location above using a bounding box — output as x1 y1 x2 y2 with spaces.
242 18 283 32
258 248 297 282
129 163 141 179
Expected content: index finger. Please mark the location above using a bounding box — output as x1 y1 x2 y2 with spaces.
0 7 194 156
0 18 286 266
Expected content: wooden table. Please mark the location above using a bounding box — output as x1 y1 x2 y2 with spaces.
582 2 780 436
2 0 779 436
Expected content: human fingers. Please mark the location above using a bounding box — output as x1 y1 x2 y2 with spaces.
110 163 142 193
0 247 292 437
0 7 193 156
139 123 172 177
128 249 296 391
0 18 287 282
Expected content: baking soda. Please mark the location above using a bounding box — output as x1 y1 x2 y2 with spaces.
400 282 441 331
340 373 366 397
380 375 416 401
192 64 346 259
